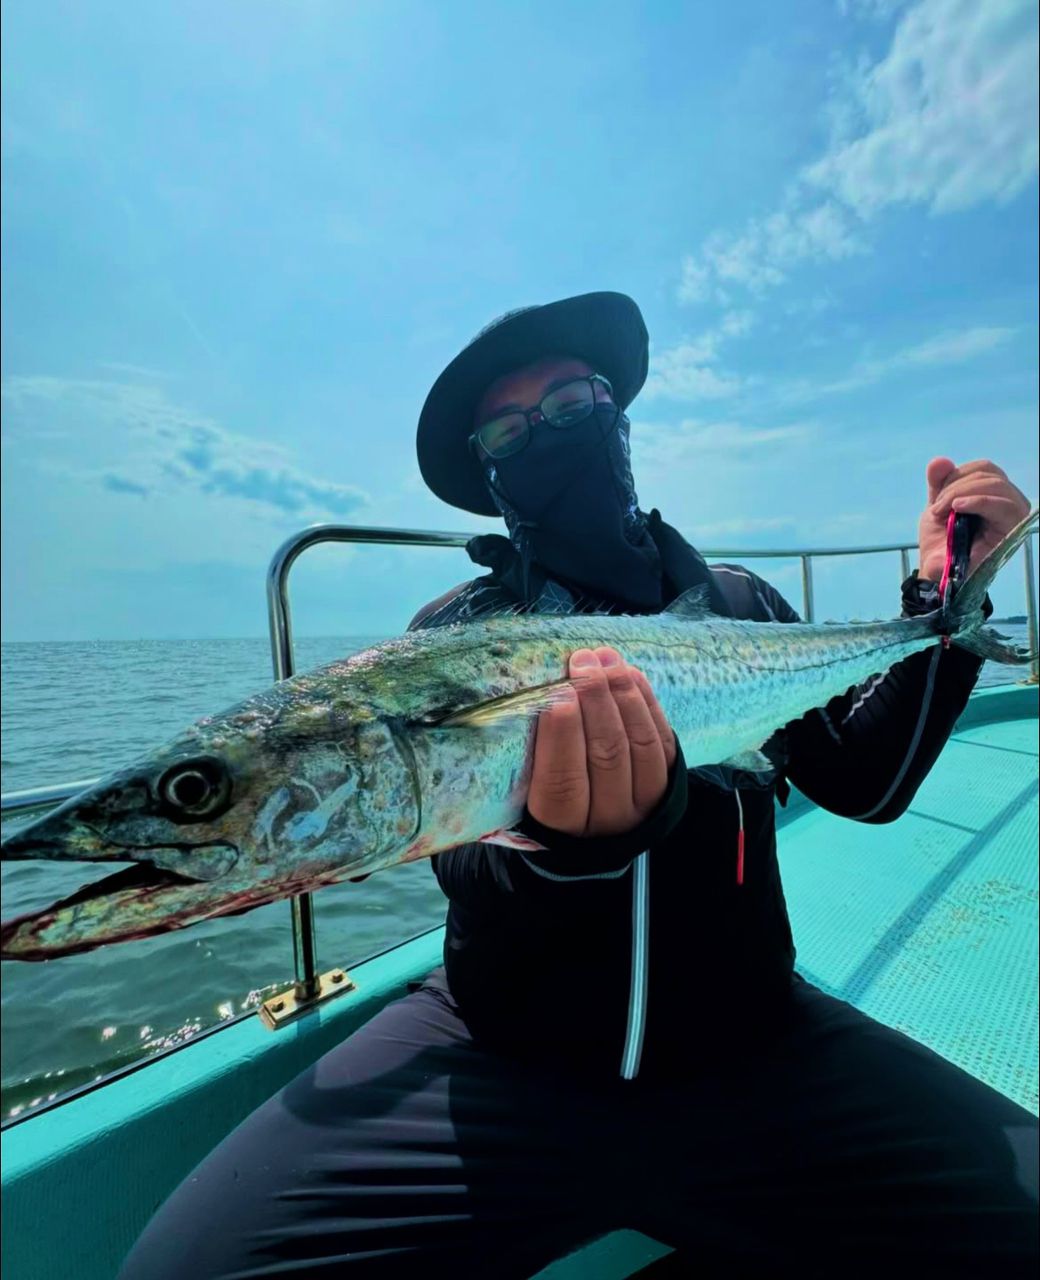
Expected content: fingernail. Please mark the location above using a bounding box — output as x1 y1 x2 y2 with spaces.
597 650 621 667
570 650 597 669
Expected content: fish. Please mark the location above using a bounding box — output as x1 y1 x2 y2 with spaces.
2 508 1036 961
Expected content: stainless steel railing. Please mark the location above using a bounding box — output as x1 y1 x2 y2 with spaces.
1 780 101 817
4 524 1038 1000
195 519 1040 999
264 526 485 999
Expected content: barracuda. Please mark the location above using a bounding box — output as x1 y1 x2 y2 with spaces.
2 509 1036 961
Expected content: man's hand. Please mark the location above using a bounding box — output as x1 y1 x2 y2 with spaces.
527 648 677 839
919 457 1031 582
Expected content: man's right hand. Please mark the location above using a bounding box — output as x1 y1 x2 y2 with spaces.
527 648 677 839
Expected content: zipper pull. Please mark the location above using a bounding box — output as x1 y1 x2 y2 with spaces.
735 788 745 886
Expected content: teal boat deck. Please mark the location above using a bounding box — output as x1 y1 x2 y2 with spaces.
781 684 1038 1115
2 683 1037 1280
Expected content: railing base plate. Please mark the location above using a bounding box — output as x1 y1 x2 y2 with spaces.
259 968 355 1030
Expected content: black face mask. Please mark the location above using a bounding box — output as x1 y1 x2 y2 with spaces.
478 406 664 609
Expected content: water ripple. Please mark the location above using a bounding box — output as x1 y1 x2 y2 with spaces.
1 636 447 1121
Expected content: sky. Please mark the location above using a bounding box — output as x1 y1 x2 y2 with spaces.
2 0 1037 641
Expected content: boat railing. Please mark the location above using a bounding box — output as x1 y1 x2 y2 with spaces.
3 523 1038 1010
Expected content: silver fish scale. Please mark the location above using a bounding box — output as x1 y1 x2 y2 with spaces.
316 610 937 770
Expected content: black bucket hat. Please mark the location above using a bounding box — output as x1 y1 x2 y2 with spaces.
416 291 649 515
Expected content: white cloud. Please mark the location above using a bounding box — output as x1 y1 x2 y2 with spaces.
837 0 909 18
645 350 741 401
1 376 369 522
644 311 755 401
686 515 797 538
97 361 174 380
632 419 814 476
679 0 1038 304
718 310 756 337
809 0 1039 216
676 256 713 305
629 417 823 569
782 292 839 318
667 421 813 451
679 201 866 303
778 324 1015 401
896 325 1016 366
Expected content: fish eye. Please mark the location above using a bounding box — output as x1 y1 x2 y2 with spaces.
158 757 232 822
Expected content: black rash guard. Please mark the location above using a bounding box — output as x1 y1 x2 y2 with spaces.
409 537 984 1084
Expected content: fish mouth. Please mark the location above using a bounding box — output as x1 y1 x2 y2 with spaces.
0 820 243 961
0 858 206 961
28 859 208 909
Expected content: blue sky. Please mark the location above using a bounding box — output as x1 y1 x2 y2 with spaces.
2 0 1037 640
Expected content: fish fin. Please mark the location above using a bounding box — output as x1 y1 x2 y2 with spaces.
430 680 573 729
948 506 1039 645
533 596 578 617
477 828 550 853
663 585 717 619
953 626 1036 665
719 748 774 776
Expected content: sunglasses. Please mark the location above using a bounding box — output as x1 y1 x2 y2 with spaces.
469 374 618 460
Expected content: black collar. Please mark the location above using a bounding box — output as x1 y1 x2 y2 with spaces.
466 509 731 617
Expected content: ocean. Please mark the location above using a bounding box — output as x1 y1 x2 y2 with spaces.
0 629 1033 1121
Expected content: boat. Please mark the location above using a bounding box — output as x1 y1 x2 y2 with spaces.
2 523 1038 1280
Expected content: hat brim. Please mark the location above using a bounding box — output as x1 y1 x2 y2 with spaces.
417 292 649 516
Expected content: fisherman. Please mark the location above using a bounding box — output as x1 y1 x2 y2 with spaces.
120 293 1038 1278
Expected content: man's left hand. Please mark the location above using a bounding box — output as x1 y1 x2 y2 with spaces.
918 456 1030 582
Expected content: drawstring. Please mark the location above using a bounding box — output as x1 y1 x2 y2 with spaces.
937 509 957 602
734 788 745 886
517 522 538 602
938 509 957 649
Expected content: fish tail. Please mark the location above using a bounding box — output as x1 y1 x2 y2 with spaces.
946 506 1038 664
953 626 1037 665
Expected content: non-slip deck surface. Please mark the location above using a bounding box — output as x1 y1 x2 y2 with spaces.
782 707 1038 1114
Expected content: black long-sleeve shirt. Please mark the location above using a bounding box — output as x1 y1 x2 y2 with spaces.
411 548 983 1082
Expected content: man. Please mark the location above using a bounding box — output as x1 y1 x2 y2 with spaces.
120 293 1037 1278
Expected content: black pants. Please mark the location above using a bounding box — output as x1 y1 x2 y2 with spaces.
119 974 1038 1278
